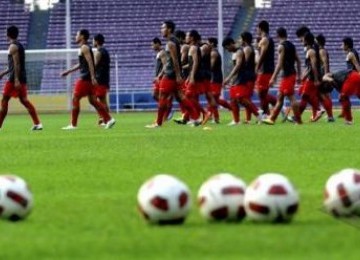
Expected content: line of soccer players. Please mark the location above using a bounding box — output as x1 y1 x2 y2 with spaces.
0 26 115 131
148 20 360 127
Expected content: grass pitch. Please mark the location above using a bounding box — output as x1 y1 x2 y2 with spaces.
0 111 360 259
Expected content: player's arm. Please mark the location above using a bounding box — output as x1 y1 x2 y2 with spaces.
82 45 97 86
269 44 284 86
210 50 217 71
295 51 302 83
9 44 21 88
61 63 80 77
94 49 102 67
348 52 360 72
188 46 199 85
168 41 182 84
255 37 268 72
309 49 320 85
322 73 334 82
0 67 10 79
156 50 167 81
224 50 243 86
181 45 190 70
319 49 330 74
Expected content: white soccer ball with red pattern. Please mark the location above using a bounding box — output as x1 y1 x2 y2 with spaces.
324 168 360 217
244 173 299 223
0 175 33 221
137 174 191 224
197 173 247 221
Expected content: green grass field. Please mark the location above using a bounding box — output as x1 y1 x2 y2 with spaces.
0 111 360 260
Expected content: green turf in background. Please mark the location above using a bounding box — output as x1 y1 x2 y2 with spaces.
0 112 359 260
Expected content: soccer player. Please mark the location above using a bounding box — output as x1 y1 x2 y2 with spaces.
255 20 277 115
182 30 203 124
207 37 232 123
316 34 334 122
323 69 360 125
151 38 166 102
145 20 199 128
0 26 42 130
342 37 360 71
262 27 302 125
298 32 322 122
61 29 115 130
223 35 260 125
93 33 111 125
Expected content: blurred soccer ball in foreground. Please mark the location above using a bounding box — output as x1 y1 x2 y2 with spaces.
244 173 299 223
137 174 191 224
0 175 33 221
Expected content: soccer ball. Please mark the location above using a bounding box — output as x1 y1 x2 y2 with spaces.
324 168 360 217
244 173 299 223
197 173 246 221
0 175 33 221
137 174 191 224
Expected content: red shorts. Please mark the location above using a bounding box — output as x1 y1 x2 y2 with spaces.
185 81 200 97
159 77 177 94
230 84 248 99
199 80 211 94
74 79 94 97
342 71 360 96
299 80 318 96
210 82 222 96
256 73 272 91
94 85 109 98
247 81 255 98
3 81 27 98
279 74 296 96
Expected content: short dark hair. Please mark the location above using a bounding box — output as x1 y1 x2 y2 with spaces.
152 37 161 45
94 34 105 45
304 32 315 46
241 31 253 45
277 27 287 38
189 30 201 42
343 37 353 49
175 30 185 41
7 25 19 39
208 37 218 47
163 20 175 33
79 29 90 41
316 34 326 46
296 26 310 38
258 20 269 34
222 37 235 47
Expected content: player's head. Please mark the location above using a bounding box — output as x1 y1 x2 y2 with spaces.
207 37 218 48
76 29 90 43
186 30 201 45
342 37 353 51
175 30 186 44
151 37 162 51
222 37 236 52
240 31 252 46
316 34 326 47
296 26 310 38
276 27 287 39
161 20 175 37
303 32 315 47
257 20 269 35
93 34 105 47
7 25 19 40
296 26 310 43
